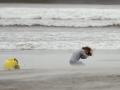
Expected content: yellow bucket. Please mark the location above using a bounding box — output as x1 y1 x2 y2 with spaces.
4 58 20 70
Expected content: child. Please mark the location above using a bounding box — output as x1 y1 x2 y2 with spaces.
4 57 20 70
14 58 20 69
69 46 93 65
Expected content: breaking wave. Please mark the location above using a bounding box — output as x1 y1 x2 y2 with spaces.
0 7 120 27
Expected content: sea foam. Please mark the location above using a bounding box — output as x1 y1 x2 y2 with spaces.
0 7 120 27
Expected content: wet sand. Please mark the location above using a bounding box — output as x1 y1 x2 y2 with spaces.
0 50 120 90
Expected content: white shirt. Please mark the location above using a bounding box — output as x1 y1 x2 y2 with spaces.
69 49 88 65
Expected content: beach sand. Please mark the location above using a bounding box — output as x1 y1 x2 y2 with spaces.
0 50 120 90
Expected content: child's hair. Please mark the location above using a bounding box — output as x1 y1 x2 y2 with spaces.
14 58 18 64
82 46 93 56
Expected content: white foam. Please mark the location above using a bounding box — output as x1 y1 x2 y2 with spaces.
0 30 120 50
0 8 120 27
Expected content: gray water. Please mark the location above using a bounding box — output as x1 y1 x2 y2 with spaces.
0 26 120 50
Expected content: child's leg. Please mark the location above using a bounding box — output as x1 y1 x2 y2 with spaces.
69 60 84 65
14 64 20 69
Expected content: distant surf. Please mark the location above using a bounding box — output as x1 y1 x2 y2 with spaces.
1 7 120 27
0 6 120 50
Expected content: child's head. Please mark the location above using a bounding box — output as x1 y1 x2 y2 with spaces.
82 46 93 56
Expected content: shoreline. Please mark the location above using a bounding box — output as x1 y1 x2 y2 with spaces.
0 49 120 90
0 49 120 72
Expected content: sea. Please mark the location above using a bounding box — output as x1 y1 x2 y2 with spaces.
0 3 120 50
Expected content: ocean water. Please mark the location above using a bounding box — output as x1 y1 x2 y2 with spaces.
0 4 120 50
0 4 120 27
0 27 120 50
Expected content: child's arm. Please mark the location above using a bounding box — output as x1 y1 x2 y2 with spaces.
80 50 88 59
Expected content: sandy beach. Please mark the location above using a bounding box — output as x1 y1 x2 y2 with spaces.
0 50 120 90
0 3 120 90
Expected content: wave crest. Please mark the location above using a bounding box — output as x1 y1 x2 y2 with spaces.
0 7 120 27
